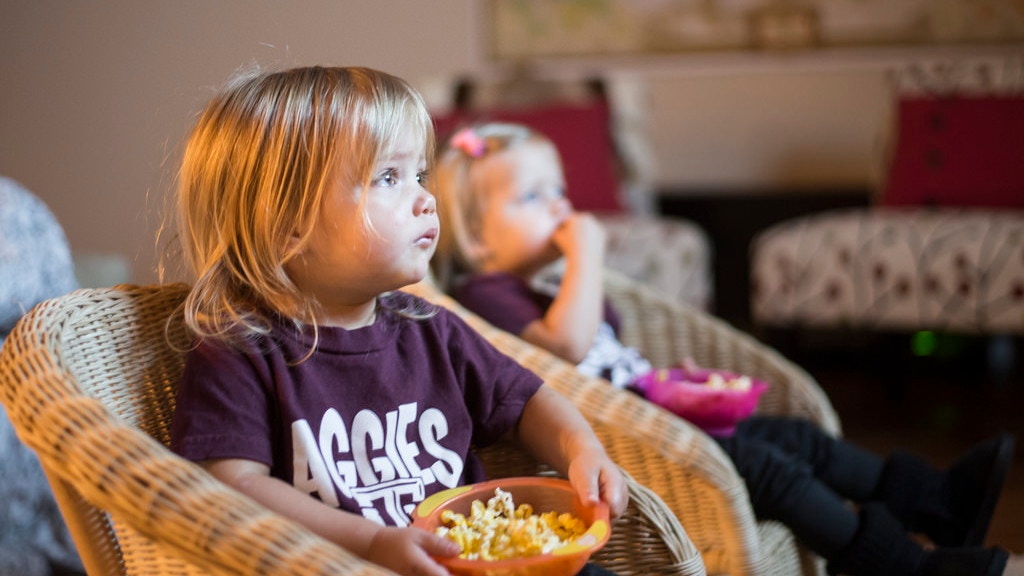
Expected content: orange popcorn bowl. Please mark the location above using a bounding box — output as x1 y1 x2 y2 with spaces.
411 477 611 576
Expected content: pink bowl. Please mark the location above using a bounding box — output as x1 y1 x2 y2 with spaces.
411 477 610 576
634 367 769 436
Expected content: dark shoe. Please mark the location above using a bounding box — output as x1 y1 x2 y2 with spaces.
945 433 1015 547
876 433 1016 547
827 503 926 576
827 503 1010 576
919 546 1009 576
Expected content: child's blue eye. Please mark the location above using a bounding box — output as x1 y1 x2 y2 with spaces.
417 170 430 186
374 170 398 187
519 186 563 203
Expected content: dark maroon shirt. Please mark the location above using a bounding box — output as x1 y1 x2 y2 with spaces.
170 291 542 526
454 272 654 389
453 272 620 335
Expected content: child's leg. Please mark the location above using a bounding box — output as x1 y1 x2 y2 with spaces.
575 563 618 575
717 430 859 556
827 503 1008 576
732 416 883 500
717 433 1009 575
734 417 1016 547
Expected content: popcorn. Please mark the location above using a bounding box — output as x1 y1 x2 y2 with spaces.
434 488 587 560
706 372 753 391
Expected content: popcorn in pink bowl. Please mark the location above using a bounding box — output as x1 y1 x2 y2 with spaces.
633 362 769 437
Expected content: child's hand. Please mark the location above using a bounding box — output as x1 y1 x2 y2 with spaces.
552 212 606 265
517 388 628 520
366 526 461 576
567 449 629 520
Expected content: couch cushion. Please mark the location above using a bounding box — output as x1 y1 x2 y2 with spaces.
433 102 624 212
880 96 1024 208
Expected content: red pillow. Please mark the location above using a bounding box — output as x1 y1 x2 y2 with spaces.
880 96 1024 208
433 102 624 212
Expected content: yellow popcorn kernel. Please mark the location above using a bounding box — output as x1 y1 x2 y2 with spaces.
434 487 587 560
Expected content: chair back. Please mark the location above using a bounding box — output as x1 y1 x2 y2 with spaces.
1 284 191 573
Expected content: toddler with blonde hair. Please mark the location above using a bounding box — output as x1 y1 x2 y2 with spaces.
169 67 626 576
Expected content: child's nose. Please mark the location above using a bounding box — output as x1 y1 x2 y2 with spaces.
550 196 571 218
416 190 436 216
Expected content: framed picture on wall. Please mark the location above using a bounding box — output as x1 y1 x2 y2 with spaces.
488 0 1024 60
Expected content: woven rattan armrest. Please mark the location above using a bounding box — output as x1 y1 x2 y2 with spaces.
0 287 393 575
405 275 839 575
403 281 772 573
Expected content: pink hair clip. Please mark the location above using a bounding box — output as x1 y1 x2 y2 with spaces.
450 128 486 158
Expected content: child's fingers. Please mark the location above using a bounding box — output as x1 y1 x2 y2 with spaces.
599 467 629 519
570 460 604 508
421 531 462 558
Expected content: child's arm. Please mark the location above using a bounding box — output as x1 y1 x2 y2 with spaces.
514 386 629 519
521 212 607 363
200 458 459 576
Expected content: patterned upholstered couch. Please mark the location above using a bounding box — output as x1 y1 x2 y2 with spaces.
751 61 1024 338
751 208 1024 334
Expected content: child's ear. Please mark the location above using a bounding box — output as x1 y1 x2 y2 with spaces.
284 230 304 259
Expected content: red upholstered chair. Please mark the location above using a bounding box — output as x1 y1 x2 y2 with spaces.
879 95 1024 208
434 93 623 213
750 61 1024 337
432 75 714 311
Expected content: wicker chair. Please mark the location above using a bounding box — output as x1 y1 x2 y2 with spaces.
0 283 705 576
404 270 842 576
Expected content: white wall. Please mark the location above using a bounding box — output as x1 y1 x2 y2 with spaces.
1 0 482 284
1 2 1017 283
646 68 891 189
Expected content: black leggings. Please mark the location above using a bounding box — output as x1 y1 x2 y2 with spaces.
715 416 883 555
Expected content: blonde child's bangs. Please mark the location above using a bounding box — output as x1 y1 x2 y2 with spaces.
355 79 434 182
336 71 434 231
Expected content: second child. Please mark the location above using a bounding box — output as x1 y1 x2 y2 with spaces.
432 121 1017 576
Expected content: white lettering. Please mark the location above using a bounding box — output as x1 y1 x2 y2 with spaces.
317 408 356 498
291 419 340 506
395 403 425 481
419 407 463 488
352 409 395 484
295 403 467 524
384 408 410 478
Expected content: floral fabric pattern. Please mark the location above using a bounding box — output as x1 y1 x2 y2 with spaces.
750 208 1024 333
598 214 713 311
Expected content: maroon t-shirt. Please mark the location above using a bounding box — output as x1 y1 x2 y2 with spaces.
453 272 620 336
454 273 655 389
170 291 542 527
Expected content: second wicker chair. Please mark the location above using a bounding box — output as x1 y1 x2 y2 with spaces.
404 270 842 576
